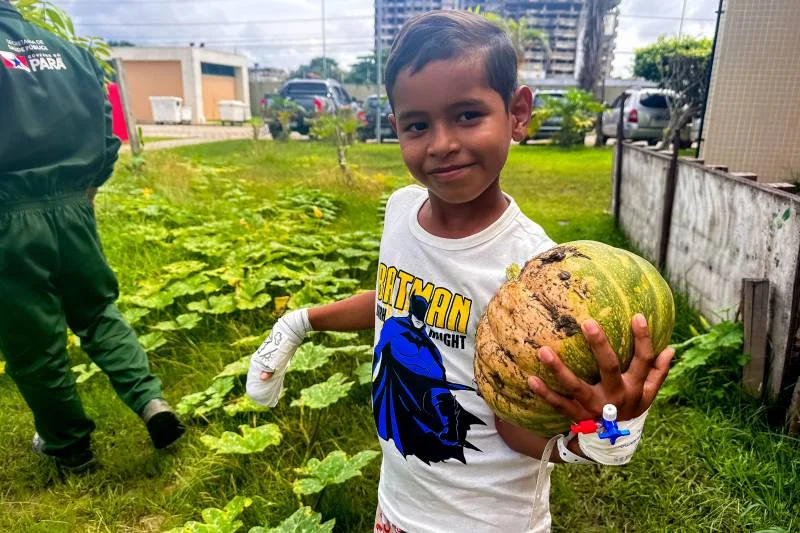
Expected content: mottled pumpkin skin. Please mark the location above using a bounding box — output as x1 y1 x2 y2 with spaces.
474 241 675 436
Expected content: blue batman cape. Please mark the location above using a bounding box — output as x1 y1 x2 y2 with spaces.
372 313 484 464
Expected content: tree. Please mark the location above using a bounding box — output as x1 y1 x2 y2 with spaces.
471 8 551 75
634 36 712 148
577 0 620 146
633 36 712 83
345 55 375 85
289 57 343 81
108 40 136 47
345 54 389 86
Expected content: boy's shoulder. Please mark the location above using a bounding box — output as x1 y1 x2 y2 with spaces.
387 184 426 207
383 184 426 224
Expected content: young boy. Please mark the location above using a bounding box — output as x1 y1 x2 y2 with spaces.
247 11 673 532
0 0 184 472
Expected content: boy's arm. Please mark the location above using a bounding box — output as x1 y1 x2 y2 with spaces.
246 291 375 406
308 290 376 331
495 417 581 464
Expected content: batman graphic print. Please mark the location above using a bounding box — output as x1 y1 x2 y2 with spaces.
372 295 484 464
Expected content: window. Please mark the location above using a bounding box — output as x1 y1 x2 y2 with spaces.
284 82 328 97
201 63 235 77
639 93 669 109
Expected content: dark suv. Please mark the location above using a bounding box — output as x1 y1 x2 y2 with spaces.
358 95 395 142
265 78 355 137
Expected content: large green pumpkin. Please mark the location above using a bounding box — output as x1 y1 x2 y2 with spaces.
474 241 675 436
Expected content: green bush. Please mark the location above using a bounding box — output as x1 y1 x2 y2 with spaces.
539 89 604 147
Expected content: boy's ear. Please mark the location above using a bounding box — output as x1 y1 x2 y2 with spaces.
510 86 533 142
389 114 398 135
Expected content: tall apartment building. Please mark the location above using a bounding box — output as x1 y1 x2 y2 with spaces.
374 0 619 80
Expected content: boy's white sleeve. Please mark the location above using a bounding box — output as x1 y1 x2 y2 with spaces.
576 409 650 465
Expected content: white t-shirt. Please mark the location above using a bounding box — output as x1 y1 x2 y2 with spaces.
372 185 557 533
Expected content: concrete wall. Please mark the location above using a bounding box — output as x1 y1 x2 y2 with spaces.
614 143 800 399
122 60 183 122
112 47 250 124
701 0 800 183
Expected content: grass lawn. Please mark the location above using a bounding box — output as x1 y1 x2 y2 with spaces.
0 141 797 532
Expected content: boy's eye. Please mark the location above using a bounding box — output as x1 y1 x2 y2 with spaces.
458 110 483 122
405 122 428 133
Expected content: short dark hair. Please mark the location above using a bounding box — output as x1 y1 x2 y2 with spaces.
384 10 517 109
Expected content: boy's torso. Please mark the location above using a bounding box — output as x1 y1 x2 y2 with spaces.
371 185 556 533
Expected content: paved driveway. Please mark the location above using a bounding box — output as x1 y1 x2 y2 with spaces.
121 124 257 152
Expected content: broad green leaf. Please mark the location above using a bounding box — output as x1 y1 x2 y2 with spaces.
223 395 270 416
139 331 167 352
355 362 372 385
122 307 149 326
201 424 282 454
248 506 335 533
237 277 268 300
336 247 373 259
125 291 175 310
231 335 264 348
313 331 359 344
236 292 271 311
287 285 325 310
168 273 220 299
290 373 353 409
162 260 207 277
164 496 252 533
177 376 236 417
292 450 380 495
331 344 372 359
287 343 332 374
188 294 237 315
151 313 202 331
72 363 101 384
216 355 252 379
0 361 5 375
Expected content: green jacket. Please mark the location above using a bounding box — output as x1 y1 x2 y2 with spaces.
0 2 120 205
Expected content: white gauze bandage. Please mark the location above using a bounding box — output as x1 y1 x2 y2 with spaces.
246 309 313 407
577 408 650 465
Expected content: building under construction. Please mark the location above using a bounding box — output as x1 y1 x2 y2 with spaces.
374 0 619 81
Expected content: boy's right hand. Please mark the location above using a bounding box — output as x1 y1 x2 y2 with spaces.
246 309 313 407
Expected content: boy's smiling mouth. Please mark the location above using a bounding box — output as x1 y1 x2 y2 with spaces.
429 163 476 180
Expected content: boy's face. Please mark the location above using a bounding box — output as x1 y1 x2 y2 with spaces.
389 57 531 205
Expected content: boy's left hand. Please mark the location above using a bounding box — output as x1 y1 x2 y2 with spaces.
528 314 675 422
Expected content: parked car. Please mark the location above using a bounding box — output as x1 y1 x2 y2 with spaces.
358 94 395 142
600 88 673 146
265 78 356 138
523 89 566 143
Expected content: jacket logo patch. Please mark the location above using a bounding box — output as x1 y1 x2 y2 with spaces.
0 50 31 72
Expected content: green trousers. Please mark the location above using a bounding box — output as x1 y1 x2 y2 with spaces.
0 193 162 456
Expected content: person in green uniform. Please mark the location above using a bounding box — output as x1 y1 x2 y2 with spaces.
0 0 185 472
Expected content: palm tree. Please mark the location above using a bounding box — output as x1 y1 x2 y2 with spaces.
473 9 551 76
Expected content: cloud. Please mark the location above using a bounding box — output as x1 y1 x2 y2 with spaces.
60 0 718 77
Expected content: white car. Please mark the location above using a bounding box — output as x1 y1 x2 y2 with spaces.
600 88 672 145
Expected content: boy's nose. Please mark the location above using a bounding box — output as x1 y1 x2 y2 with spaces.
426 123 460 158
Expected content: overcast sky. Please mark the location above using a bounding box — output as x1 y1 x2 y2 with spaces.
60 0 720 78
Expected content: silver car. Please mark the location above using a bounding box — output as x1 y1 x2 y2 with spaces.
600 88 671 145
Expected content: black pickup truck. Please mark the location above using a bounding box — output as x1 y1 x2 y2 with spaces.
265 79 357 137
